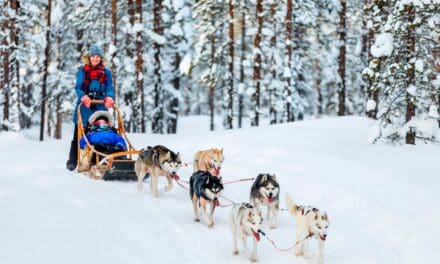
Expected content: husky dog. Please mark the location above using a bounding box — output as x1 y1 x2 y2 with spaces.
286 194 329 263
249 173 280 229
189 171 224 227
230 203 263 262
193 148 224 176
135 145 182 197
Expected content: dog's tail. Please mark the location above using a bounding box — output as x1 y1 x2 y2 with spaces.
285 194 298 215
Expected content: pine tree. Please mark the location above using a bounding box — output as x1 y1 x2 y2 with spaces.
371 1 440 144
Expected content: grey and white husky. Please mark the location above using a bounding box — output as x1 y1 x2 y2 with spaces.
135 145 181 197
286 194 329 264
249 173 280 228
230 203 263 262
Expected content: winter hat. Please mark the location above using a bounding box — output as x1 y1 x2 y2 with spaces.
88 44 103 57
88 110 114 127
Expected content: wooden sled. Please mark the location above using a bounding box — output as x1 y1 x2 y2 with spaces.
76 100 139 180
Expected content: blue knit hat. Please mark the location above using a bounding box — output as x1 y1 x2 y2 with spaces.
88 44 103 57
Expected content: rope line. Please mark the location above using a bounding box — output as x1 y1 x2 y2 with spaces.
222 177 255 185
259 231 313 252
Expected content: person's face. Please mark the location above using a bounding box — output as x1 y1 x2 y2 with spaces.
90 55 101 66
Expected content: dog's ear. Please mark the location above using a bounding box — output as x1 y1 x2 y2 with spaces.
220 148 223 154
322 212 328 220
176 152 181 160
261 174 267 183
164 151 171 160
271 174 276 180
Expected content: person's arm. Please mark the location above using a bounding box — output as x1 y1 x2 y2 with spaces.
75 67 86 98
104 69 115 98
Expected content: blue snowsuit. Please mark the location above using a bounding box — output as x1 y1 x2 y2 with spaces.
79 130 127 150
72 66 114 126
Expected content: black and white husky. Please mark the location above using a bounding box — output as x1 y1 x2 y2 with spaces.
230 203 262 262
286 194 329 264
249 173 280 228
189 171 223 227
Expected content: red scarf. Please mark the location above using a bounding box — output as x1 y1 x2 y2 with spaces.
83 64 106 88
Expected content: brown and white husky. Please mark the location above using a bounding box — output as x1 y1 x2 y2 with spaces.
193 148 224 176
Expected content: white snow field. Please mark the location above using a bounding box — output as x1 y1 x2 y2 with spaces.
0 116 439 264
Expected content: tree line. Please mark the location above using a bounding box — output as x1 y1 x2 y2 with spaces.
0 0 439 144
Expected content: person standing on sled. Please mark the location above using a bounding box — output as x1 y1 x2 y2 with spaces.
66 44 115 171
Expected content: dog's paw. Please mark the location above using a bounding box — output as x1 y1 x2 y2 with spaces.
295 251 302 257
249 257 258 262
233 250 239 255
164 185 173 192
270 224 277 229
207 221 214 228
194 218 200 222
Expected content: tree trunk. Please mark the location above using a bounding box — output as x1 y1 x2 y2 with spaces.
54 37 62 139
285 0 293 122
152 0 163 133
168 54 180 134
405 4 416 144
269 1 277 124
40 0 51 141
365 0 378 119
238 0 246 129
251 0 263 127
111 0 117 100
226 0 234 129
337 0 346 116
135 0 145 132
209 36 216 132
2 0 10 131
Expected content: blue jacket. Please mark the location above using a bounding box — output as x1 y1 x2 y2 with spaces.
73 66 114 125
79 130 127 150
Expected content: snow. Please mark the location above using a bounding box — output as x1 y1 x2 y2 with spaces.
133 23 143 33
170 23 184 36
415 59 424 72
366 99 377 111
407 116 440 140
1 117 440 264
146 29 167 45
429 105 439 118
371 33 394 58
406 85 417 96
51 2 64 25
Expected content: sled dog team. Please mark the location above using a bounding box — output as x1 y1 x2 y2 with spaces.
135 145 329 263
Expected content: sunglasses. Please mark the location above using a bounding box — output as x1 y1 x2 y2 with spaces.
91 123 109 131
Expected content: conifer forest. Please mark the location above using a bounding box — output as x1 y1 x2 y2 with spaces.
0 0 439 144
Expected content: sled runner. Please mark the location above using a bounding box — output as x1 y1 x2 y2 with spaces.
76 100 139 180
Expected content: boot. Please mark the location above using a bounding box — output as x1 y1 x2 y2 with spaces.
66 139 78 171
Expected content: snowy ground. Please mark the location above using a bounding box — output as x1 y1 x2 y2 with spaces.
0 116 439 264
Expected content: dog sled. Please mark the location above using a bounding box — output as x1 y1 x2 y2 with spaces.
76 100 139 180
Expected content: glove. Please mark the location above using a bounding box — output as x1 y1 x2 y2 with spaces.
81 95 91 108
104 97 114 108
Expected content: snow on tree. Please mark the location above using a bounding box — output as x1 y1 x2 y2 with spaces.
371 1 440 144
